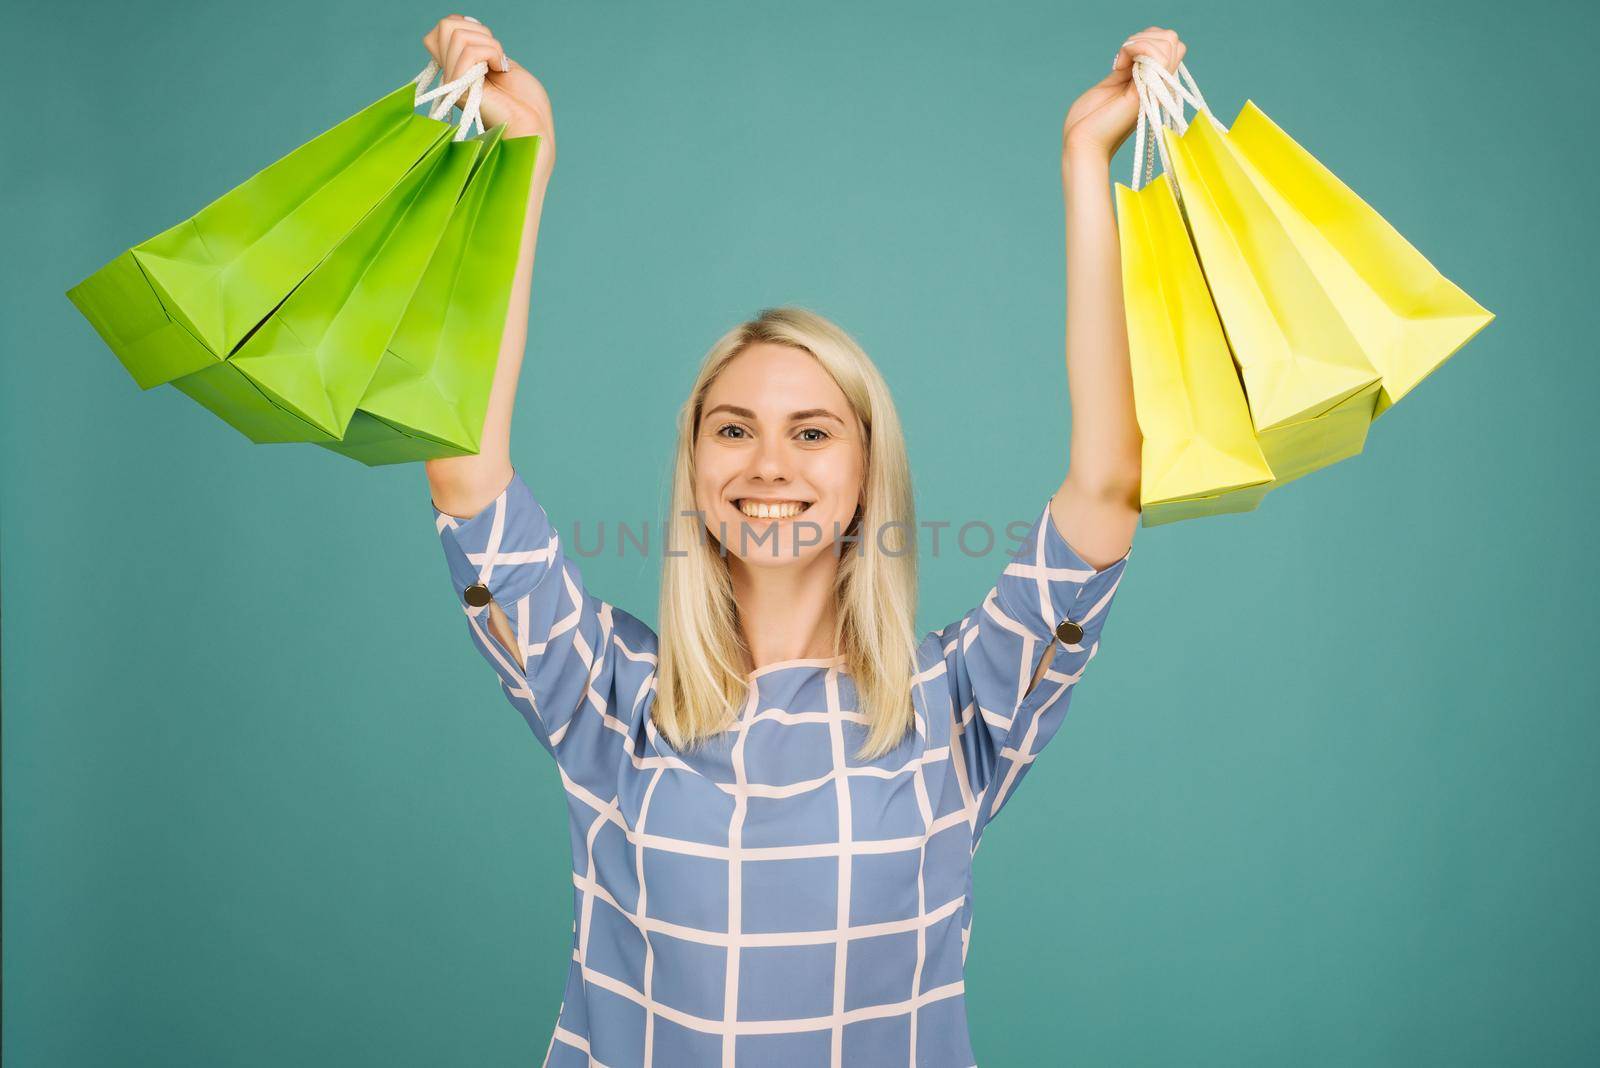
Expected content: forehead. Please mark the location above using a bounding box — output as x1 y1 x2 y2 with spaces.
702 342 851 415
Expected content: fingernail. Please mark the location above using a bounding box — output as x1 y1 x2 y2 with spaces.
464 14 481 22
500 54 510 72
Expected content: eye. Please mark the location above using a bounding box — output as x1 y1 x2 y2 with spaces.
796 427 830 443
715 423 750 440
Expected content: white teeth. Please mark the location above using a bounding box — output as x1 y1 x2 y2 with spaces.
738 500 808 519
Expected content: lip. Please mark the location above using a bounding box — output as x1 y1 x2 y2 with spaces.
730 497 816 520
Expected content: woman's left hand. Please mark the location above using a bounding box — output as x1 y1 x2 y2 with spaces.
423 15 556 171
1062 27 1186 165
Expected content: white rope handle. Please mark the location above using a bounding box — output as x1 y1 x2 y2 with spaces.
1137 57 1221 131
1129 56 1225 190
1132 64 1173 190
1132 57 1194 188
413 60 489 140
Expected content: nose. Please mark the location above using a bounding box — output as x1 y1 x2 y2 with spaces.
750 434 790 484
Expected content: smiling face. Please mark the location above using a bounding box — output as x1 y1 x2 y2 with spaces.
692 342 866 569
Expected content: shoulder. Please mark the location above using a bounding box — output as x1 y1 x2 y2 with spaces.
917 626 955 665
919 605 978 666
604 601 662 673
909 632 956 734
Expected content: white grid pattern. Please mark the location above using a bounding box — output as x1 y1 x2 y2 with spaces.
432 471 1131 1066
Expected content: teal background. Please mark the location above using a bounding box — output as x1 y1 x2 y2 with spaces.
3 0 1594 1064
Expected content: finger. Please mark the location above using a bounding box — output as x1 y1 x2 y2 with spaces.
1120 33 1163 59
426 15 478 53
444 27 496 81
1128 36 1177 74
1150 30 1182 72
443 14 491 37
1113 33 1162 70
1124 32 1170 50
1114 40 1155 71
451 39 506 87
437 16 490 73
1119 38 1169 70
1126 27 1170 50
445 31 480 82
438 19 472 72
1137 27 1185 72
444 26 496 56
464 24 511 73
425 19 464 66
461 11 506 63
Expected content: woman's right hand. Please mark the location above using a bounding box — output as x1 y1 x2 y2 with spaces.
423 15 556 175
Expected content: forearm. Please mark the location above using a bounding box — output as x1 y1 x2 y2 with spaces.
1061 147 1142 493
426 155 553 518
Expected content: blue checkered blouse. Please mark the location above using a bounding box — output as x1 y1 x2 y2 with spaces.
433 471 1131 1067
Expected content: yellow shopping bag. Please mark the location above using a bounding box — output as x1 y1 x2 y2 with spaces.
1223 103 1493 418
1116 173 1274 526
1136 57 1491 478
1151 91 1383 486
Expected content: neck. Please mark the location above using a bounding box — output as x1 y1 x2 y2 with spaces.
730 552 842 671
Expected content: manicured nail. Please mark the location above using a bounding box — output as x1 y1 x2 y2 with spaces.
464 15 481 23
499 53 510 72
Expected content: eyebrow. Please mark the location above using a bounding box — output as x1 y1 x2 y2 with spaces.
704 404 846 425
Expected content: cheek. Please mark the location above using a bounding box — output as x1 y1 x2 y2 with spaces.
691 445 730 509
812 447 865 508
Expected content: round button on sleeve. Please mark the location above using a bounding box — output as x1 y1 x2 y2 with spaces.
463 583 493 608
1054 618 1085 644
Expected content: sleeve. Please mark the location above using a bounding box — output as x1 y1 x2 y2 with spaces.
431 469 648 782
937 496 1132 839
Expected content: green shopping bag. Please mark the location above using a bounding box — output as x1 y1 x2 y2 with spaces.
67 61 500 448
169 133 485 443
67 80 451 388
319 125 540 466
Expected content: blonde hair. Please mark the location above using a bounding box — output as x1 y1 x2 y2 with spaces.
653 307 919 760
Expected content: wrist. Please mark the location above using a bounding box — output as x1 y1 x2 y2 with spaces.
502 102 547 140
503 116 542 139
1062 141 1112 176
525 167 551 211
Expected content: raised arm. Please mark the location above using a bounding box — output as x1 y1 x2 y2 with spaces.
421 15 557 519
417 15 556 662
1050 28 1189 569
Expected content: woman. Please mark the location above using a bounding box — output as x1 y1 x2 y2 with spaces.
423 15 1176 1067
